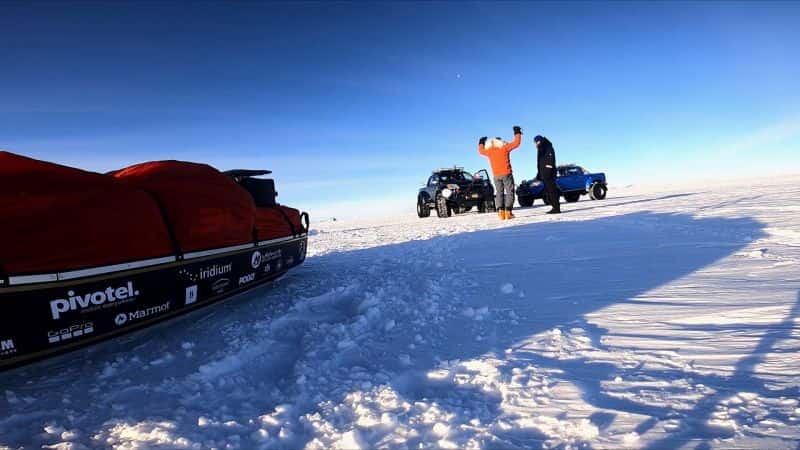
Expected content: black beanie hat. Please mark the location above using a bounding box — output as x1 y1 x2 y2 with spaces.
534 135 544 144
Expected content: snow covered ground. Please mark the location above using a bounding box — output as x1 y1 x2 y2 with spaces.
2 176 799 449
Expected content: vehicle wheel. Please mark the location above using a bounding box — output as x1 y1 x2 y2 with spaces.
589 183 607 200
436 195 451 218
565 192 580 203
417 198 430 218
518 196 534 207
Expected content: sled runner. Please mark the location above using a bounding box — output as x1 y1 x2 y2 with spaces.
0 152 309 371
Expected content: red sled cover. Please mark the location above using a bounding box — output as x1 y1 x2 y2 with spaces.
255 206 303 241
111 161 256 253
0 151 174 275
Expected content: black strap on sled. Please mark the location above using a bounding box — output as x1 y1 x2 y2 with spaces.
300 212 310 233
0 263 8 288
141 189 184 261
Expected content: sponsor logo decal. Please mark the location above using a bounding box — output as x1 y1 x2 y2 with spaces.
0 338 16 356
114 301 171 327
211 278 230 294
239 273 256 285
50 281 139 320
263 249 282 262
179 263 233 283
263 263 271 273
251 251 262 269
199 263 232 281
47 322 94 344
185 285 198 306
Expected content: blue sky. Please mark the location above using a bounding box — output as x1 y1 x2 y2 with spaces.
1 1 799 218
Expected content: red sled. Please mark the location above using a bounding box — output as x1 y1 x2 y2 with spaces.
0 151 309 370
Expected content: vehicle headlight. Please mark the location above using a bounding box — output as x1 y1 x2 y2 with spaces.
442 188 452 198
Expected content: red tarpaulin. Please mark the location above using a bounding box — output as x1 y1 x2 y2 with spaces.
1 152 303 276
256 206 302 241
111 161 256 253
0 151 174 275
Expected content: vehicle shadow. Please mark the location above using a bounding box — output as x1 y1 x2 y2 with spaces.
562 192 699 214
0 211 775 449
513 192 698 215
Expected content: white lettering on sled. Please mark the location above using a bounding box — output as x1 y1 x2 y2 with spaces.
1 339 14 352
50 281 139 320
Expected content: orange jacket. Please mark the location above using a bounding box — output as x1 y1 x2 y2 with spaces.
478 133 521 177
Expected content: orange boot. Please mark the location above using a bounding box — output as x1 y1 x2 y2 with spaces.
505 210 515 220
498 209 506 220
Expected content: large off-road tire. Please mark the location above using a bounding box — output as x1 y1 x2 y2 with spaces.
417 198 431 218
589 183 607 200
564 192 580 203
518 196 534 207
436 195 451 218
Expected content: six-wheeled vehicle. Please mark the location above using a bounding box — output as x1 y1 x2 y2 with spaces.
516 164 607 207
417 167 495 218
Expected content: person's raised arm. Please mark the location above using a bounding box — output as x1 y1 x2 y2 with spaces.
504 126 522 152
478 136 488 155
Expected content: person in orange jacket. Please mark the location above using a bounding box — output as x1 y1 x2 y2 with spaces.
478 125 522 219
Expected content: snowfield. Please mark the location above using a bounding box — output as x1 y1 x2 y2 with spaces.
2 176 800 449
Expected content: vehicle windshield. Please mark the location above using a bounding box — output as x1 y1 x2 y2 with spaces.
438 171 474 182
558 166 587 176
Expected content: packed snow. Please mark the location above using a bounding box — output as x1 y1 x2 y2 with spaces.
1 176 799 449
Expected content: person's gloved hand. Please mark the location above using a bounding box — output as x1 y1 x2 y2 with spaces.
479 136 487 145
513 126 522 135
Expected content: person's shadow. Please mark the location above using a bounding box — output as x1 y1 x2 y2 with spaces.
1 210 786 450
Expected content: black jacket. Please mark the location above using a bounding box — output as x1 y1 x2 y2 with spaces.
536 137 556 179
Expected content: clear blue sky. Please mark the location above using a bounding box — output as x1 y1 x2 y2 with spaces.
2 1 799 218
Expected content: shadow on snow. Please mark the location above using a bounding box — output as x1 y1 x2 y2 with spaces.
2 209 794 449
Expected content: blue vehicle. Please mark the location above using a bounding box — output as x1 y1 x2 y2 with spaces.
516 164 607 207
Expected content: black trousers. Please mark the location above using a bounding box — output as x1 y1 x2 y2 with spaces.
542 170 560 211
493 174 515 210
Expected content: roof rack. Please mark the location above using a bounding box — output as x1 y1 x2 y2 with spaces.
433 166 465 173
223 169 272 178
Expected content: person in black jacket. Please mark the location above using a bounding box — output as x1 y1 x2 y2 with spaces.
534 135 560 214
